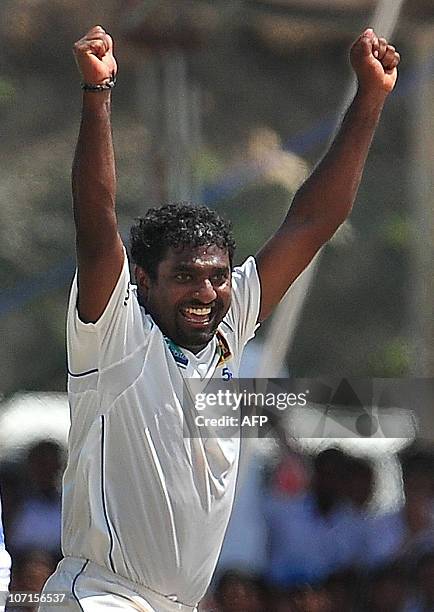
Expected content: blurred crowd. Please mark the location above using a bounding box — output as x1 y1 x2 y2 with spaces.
201 445 434 612
1 441 434 611
0 441 63 611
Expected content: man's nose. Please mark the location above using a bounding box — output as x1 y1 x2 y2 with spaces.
193 279 217 303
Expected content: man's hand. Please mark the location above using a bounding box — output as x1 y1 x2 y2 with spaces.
350 28 400 96
73 25 117 86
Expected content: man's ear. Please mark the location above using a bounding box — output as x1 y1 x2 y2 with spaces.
134 265 150 301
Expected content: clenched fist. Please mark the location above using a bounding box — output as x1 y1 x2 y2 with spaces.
73 25 117 86
350 28 400 96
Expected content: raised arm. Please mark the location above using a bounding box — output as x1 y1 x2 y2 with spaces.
72 26 124 323
256 29 400 321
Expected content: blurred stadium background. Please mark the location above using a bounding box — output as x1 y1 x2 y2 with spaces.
1 0 434 610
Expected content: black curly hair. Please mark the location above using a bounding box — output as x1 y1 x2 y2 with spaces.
130 202 236 279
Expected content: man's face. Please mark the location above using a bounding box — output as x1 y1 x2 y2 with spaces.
136 244 232 353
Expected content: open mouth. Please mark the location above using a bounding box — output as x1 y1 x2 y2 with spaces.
180 304 214 327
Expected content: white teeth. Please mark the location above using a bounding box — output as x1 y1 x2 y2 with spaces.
184 306 211 316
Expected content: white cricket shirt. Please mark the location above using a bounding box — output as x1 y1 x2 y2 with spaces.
0 491 11 602
63 250 261 607
0 495 5 551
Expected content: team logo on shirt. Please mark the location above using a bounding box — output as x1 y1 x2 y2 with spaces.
163 331 233 376
216 332 233 379
164 337 189 368
216 332 232 366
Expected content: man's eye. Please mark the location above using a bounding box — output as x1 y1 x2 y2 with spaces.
175 273 192 282
212 273 228 283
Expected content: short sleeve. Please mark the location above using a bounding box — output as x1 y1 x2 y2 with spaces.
66 249 151 375
223 256 261 351
0 494 5 548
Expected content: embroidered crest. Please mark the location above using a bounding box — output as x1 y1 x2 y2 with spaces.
216 331 232 366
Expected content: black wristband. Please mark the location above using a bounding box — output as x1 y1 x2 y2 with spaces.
81 76 116 92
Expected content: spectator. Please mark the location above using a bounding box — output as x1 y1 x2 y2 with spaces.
269 588 294 611
271 451 309 497
6 550 57 612
406 551 434 612
286 585 332 612
363 563 410 612
263 448 365 588
7 441 64 559
364 449 434 569
323 569 359 612
214 569 267 612
344 456 374 511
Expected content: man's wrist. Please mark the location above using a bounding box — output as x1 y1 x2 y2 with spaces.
355 85 388 107
353 87 387 120
82 90 112 112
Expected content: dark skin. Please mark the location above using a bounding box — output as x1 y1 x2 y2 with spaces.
135 245 231 352
72 26 400 352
